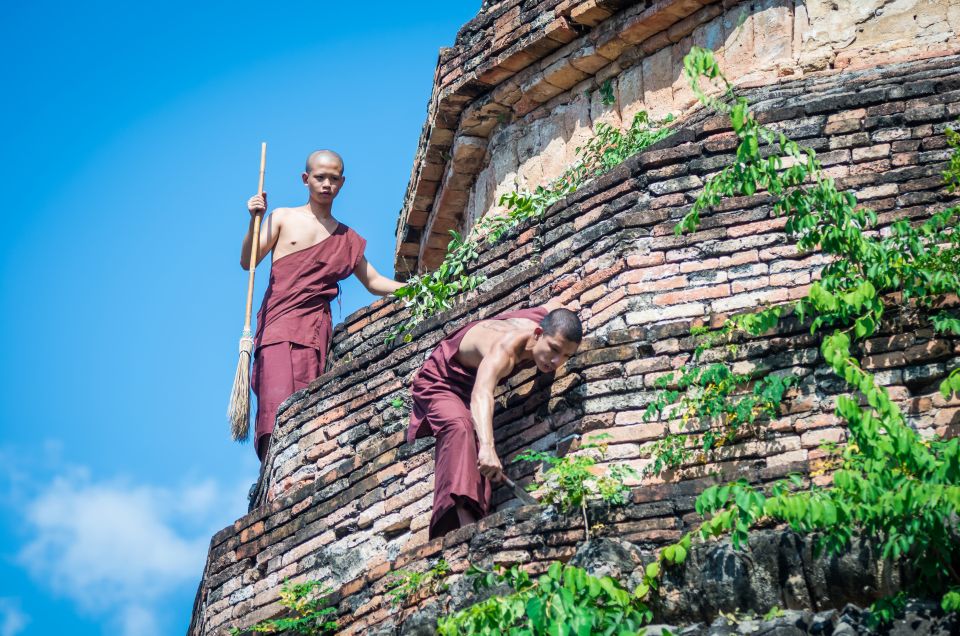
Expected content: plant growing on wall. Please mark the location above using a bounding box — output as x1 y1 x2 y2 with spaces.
515 437 639 541
384 558 451 607
436 561 653 635
387 111 674 344
641 326 797 475
229 579 337 635
644 46 960 626
386 388 412 417
599 79 616 106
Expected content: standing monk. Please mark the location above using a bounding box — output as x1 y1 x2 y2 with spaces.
408 303 582 538
242 150 403 461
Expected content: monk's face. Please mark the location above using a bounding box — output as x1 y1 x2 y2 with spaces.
531 329 580 373
302 156 344 203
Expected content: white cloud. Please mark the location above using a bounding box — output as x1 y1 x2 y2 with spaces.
118 605 160 636
0 598 28 636
20 475 207 607
15 469 249 634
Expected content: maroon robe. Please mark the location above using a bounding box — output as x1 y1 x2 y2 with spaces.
408 306 550 538
251 223 366 459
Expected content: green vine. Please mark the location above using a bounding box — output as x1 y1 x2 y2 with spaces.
229 579 337 635
642 335 797 476
384 558 450 607
388 111 674 343
436 561 652 635
641 309 795 475
644 46 960 623
515 436 639 541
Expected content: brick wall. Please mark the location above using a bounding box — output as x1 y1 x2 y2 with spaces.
395 0 960 275
188 51 960 635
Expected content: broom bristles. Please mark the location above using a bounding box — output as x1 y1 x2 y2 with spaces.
228 335 255 442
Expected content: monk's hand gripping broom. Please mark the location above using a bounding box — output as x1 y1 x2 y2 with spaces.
228 142 267 441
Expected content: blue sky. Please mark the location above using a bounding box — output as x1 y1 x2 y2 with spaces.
0 2 479 634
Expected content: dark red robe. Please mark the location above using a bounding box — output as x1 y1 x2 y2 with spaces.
408 306 549 538
251 223 366 459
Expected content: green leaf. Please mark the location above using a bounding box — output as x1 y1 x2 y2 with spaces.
645 561 660 580
662 545 676 562
673 544 688 563
942 589 960 612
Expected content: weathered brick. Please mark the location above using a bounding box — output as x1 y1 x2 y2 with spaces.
863 351 907 369
711 288 789 313
852 143 891 162
800 428 846 448
626 251 666 267
627 303 706 324
824 118 862 135
572 344 637 367
726 217 787 238
649 175 703 195
828 132 870 149
624 356 672 375
653 283 730 305
619 263 681 283
872 127 911 143
857 183 899 199
732 276 770 293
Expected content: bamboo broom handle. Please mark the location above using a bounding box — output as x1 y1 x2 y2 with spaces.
243 143 267 333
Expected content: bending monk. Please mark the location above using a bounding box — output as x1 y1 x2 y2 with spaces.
408 303 582 538
242 150 403 461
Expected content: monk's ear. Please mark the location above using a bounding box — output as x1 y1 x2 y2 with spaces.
301 172 309 185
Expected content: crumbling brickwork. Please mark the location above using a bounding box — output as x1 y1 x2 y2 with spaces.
396 0 960 275
188 42 960 633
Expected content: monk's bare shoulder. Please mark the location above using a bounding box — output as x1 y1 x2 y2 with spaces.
266 206 292 225
468 317 538 346
475 317 536 333
458 318 535 366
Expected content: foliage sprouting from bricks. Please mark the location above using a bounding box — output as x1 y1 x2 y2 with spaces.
384 558 451 607
229 579 337 635
643 46 960 628
436 561 653 635
388 111 673 344
515 435 639 541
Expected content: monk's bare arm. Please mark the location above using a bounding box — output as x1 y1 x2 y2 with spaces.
240 198 282 270
471 345 515 481
352 256 404 296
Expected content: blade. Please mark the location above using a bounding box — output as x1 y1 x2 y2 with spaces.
502 475 539 506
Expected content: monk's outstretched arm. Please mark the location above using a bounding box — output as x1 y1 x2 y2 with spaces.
353 256 404 296
471 347 514 482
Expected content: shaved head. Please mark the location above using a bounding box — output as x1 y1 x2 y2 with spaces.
305 150 344 175
540 308 582 343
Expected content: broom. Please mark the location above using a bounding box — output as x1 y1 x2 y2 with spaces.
228 142 267 441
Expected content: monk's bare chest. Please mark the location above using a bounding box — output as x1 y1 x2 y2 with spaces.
273 213 339 261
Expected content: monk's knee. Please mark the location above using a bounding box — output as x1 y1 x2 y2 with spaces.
437 416 474 442
452 417 473 437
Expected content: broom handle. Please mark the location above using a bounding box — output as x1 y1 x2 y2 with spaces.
243 142 268 333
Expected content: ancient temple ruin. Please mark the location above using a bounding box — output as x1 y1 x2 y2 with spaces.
189 1 960 634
